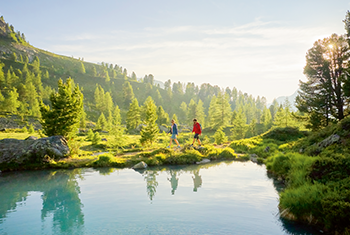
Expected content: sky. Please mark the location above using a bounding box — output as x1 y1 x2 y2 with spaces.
1 0 349 102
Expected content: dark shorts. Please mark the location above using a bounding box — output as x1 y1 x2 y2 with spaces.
194 133 200 139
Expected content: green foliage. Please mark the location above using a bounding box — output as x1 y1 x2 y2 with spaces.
96 113 107 130
126 98 141 132
279 182 327 220
264 127 307 142
28 125 35 134
92 132 100 145
40 78 83 138
140 96 159 145
87 129 94 140
21 126 27 133
219 147 237 159
213 127 228 145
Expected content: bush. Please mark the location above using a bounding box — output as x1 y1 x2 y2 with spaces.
279 182 327 220
264 127 307 142
214 127 228 145
309 153 350 183
21 126 27 133
28 125 35 134
229 136 262 153
92 132 100 145
86 129 94 140
219 147 236 159
265 153 292 178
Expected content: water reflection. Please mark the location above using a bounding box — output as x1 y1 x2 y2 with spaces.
192 169 202 192
0 162 322 235
143 170 159 201
0 169 84 234
167 169 179 195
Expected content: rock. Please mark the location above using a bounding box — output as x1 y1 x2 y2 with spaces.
250 154 258 163
132 161 148 169
0 136 70 164
159 125 169 133
317 134 340 149
264 146 270 152
25 136 38 140
196 158 210 164
101 138 107 141
299 148 303 153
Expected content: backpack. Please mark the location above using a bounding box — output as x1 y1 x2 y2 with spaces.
198 123 202 131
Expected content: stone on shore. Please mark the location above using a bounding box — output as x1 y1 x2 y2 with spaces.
196 158 210 164
0 135 70 164
132 161 148 169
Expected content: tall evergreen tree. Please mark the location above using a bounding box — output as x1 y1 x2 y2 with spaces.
231 107 247 140
40 78 84 138
97 112 107 130
140 96 159 145
296 33 350 129
122 81 135 108
79 62 86 74
126 98 141 132
156 106 169 126
3 87 20 113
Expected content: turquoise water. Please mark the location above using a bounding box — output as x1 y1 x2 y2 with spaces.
0 161 321 235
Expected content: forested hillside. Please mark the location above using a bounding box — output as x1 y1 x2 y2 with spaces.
0 16 304 137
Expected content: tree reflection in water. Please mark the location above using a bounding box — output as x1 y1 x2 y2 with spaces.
0 169 84 234
167 169 179 195
142 170 159 201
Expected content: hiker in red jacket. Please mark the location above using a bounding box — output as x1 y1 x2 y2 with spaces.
191 118 201 147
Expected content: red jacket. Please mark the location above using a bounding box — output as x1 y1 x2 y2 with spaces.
192 122 202 134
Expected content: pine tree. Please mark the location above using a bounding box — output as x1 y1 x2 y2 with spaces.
215 92 231 127
196 99 206 128
104 92 114 114
260 106 272 131
40 78 84 138
0 63 5 89
231 107 247 140
122 81 135 108
131 72 137 81
140 96 159 145
3 88 20 113
126 98 141 131
79 62 86 74
208 95 219 127
214 127 228 145
97 113 107 130
92 66 97 77
104 70 110 82
156 106 169 126
179 102 188 125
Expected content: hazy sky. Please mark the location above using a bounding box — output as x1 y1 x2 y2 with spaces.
1 0 349 102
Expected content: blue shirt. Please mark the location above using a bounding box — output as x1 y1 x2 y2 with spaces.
172 123 178 135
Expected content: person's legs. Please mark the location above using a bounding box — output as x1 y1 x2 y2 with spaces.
175 139 180 146
168 138 173 147
197 138 201 146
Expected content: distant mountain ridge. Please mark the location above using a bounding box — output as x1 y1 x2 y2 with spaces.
270 90 299 111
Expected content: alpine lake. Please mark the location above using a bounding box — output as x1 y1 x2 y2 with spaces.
0 161 323 235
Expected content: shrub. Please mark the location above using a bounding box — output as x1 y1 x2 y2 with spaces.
21 126 27 133
279 182 327 220
87 129 94 140
265 153 292 178
219 147 236 159
28 125 35 134
214 127 228 145
92 132 100 145
309 153 350 183
264 127 307 142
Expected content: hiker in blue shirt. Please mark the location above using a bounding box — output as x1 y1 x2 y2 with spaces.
167 119 181 148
